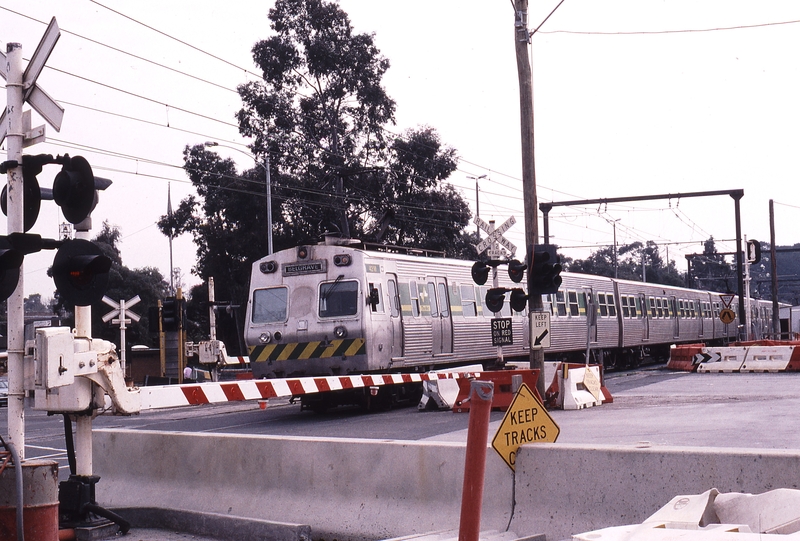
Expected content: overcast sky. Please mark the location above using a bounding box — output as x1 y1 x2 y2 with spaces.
3 1 800 300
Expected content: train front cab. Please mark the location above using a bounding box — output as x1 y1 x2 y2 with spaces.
245 244 375 379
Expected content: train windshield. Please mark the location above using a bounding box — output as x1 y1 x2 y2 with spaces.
252 287 289 323
319 279 359 318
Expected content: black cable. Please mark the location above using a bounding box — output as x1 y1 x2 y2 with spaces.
63 413 76 475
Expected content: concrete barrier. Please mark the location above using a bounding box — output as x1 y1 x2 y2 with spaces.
510 443 800 541
93 429 514 541
94 431 800 541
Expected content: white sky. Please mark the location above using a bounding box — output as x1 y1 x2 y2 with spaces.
3 1 800 300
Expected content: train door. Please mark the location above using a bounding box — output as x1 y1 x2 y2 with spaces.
584 287 597 345
386 275 403 358
366 276 392 369
427 277 453 355
698 298 706 338
640 293 650 341
670 296 679 338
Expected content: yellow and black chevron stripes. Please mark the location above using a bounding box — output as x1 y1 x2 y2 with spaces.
249 338 366 363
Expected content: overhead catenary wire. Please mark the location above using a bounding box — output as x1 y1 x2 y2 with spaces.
0 3 764 268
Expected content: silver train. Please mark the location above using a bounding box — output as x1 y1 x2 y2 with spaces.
243 238 780 382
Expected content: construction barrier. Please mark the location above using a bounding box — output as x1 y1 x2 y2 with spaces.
451 369 541 413
697 344 800 373
668 341 800 373
417 365 483 411
573 487 800 540
544 363 612 410
666 343 706 371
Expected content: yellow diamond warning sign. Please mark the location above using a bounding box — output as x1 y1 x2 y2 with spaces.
491 383 560 471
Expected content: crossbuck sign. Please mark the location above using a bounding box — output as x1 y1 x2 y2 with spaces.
474 216 516 258
0 17 65 145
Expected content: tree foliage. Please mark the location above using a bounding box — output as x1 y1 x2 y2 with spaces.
566 240 684 287
234 0 470 251
158 0 474 351
687 237 735 293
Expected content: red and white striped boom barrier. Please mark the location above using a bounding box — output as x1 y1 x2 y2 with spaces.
136 371 484 412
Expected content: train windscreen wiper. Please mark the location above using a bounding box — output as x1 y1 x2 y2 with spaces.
322 274 345 302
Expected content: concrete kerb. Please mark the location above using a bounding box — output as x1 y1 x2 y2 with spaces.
110 507 311 541
93 429 514 541
509 443 800 541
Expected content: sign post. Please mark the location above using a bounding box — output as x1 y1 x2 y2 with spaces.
3 17 64 460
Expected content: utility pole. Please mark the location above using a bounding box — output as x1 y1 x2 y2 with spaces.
769 200 780 338
513 0 545 398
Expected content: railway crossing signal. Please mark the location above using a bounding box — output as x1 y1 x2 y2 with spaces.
0 238 24 301
52 239 112 306
507 259 527 283
471 261 491 286
485 288 508 313
1 154 111 228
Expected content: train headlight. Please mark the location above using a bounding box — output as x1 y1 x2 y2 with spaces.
297 246 310 260
259 332 272 344
333 326 347 339
333 254 352 267
260 260 278 274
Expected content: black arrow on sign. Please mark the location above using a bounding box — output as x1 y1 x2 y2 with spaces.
534 329 549 346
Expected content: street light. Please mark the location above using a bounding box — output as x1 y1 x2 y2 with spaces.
204 141 273 255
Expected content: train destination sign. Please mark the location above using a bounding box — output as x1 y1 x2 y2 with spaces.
492 383 560 471
283 260 327 276
491 317 513 346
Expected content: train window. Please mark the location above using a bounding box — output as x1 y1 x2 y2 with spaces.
368 282 385 313
568 291 579 317
656 298 664 318
460 285 477 317
649 297 657 318
678 300 685 318
387 279 400 318
607 294 616 317
628 296 637 318
598 294 607 317
438 283 450 318
427 282 439 317
621 296 630 318
409 281 421 317
252 287 289 323
690 301 697 318
555 291 567 316
319 280 359 318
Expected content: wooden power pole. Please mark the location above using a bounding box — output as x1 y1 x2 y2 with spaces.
513 0 546 398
